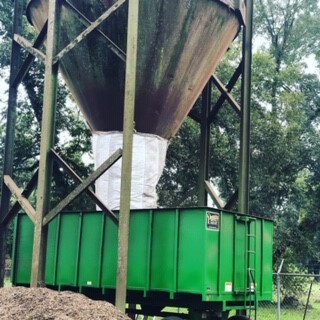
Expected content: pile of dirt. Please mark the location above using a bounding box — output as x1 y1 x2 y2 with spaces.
0 287 131 320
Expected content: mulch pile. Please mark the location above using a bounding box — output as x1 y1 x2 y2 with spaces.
0 287 131 320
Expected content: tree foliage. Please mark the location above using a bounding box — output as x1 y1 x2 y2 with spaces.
159 0 320 271
0 2 94 214
250 0 320 269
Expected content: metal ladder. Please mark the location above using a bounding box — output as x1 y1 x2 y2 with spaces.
246 218 257 320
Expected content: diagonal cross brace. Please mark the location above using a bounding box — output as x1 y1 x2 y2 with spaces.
208 61 243 123
1 170 38 225
13 34 46 62
12 21 48 87
211 74 241 116
62 0 126 62
43 148 122 226
3 175 36 224
204 180 224 209
53 0 126 64
204 180 238 211
51 149 119 224
224 189 238 210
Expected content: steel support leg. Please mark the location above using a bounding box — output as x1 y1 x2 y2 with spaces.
115 0 139 312
30 0 60 287
0 0 24 287
198 80 211 206
238 0 253 215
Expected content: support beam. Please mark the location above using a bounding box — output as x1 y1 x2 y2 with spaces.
62 0 126 62
115 0 139 312
208 61 242 123
224 190 239 211
0 0 24 288
205 181 224 209
188 109 201 123
13 34 46 62
1 170 38 226
44 148 122 226
198 80 211 206
51 149 119 224
238 0 253 214
211 74 241 116
31 0 61 288
12 22 48 87
53 0 126 64
3 176 36 224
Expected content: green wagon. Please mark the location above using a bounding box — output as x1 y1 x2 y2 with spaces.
12 207 273 319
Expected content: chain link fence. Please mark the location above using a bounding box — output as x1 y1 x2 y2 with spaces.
257 273 320 320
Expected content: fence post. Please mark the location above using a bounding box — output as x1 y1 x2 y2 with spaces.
277 259 284 320
303 278 314 320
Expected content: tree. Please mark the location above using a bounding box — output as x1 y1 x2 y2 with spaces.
159 0 320 271
251 0 320 269
0 1 94 218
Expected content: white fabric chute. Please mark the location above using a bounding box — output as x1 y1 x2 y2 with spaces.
92 131 168 210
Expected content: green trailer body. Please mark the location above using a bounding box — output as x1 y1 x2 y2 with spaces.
12 208 273 313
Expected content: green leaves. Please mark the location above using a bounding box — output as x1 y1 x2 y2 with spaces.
0 0 94 212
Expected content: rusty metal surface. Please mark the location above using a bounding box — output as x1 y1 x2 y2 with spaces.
27 0 240 139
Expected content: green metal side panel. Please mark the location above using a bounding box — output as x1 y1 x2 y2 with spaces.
12 208 273 305
101 214 118 288
12 215 34 284
255 219 263 298
261 220 273 298
177 208 205 294
45 215 60 285
78 213 105 288
55 214 81 286
218 212 236 298
150 209 177 292
234 218 247 293
203 211 220 299
127 210 150 290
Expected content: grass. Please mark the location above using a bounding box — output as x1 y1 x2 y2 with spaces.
254 281 320 320
136 282 320 320
257 304 320 320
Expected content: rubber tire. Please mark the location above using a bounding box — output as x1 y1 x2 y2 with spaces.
228 316 250 320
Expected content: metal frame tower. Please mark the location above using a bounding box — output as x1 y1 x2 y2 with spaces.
0 0 253 314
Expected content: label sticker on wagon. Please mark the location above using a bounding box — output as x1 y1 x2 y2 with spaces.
225 282 233 292
206 212 220 230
